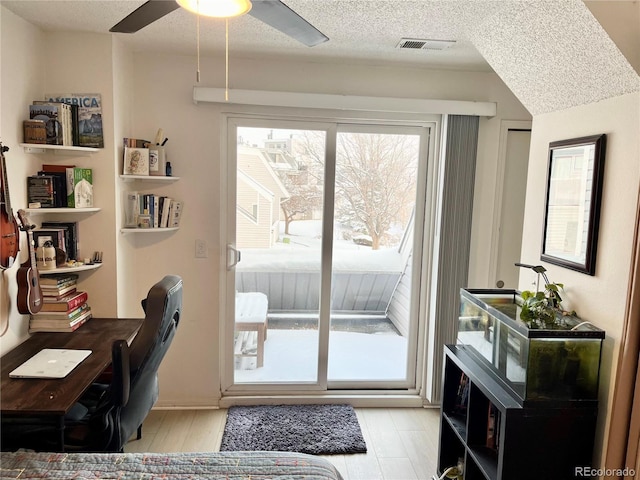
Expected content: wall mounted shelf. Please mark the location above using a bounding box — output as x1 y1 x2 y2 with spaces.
39 263 102 275
120 227 179 234
20 143 100 155
119 175 180 183
25 207 101 214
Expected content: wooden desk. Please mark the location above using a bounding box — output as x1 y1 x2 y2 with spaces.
1 318 142 450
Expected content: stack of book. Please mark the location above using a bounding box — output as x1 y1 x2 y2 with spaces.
29 274 92 333
28 101 75 146
27 166 93 210
126 191 183 228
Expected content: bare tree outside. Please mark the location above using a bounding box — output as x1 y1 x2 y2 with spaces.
335 132 418 250
280 176 323 234
295 131 418 250
238 127 418 251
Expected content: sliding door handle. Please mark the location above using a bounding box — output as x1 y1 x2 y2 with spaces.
227 245 241 270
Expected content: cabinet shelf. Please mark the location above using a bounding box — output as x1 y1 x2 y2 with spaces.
437 345 599 480
20 143 99 155
467 445 498 480
119 175 180 182
443 412 467 442
120 227 178 234
39 263 102 275
25 207 100 214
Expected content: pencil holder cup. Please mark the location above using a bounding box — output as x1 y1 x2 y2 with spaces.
149 146 166 176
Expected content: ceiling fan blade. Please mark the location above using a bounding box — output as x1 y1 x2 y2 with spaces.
110 0 180 33
249 0 328 47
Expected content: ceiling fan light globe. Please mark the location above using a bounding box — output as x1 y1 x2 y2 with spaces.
176 0 252 18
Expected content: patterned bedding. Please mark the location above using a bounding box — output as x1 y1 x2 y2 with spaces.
0 450 344 479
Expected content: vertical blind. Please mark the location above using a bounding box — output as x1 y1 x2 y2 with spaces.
427 114 479 402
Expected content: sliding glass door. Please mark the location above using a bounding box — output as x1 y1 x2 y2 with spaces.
329 126 422 385
224 117 431 392
233 123 327 383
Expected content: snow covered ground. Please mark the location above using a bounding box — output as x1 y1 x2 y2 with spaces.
237 220 406 272
234 220 410 383
235 328 409 383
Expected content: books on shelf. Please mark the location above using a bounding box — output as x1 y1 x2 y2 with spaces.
482 402 501 455
66 167 93 208
37 164 71 208
160 197 172 228
29 304 92 333
26 175 55 208
41 277 77 297
41 221 79 261
41 290 88 312
44 93 104 148
124 137 151 149
168 201 183 228
42 287 78 300
454 372 470 415
33 101 73 146
29 103 64 145
126 192 182 229
39 273 79 286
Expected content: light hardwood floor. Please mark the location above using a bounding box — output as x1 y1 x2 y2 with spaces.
124 407 441 480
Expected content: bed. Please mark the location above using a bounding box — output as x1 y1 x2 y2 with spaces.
0 450 344 479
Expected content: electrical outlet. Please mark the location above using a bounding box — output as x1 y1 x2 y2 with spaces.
195 239 207 258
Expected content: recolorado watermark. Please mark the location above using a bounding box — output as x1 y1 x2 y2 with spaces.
575 466 636 477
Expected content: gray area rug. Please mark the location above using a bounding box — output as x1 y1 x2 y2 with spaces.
220 404 367 455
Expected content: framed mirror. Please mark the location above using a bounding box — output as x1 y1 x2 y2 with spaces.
541 134 606 275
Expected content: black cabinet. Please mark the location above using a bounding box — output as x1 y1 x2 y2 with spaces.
437 345 598 480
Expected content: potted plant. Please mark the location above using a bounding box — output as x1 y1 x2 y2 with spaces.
515 263 577 329
519 281 579 329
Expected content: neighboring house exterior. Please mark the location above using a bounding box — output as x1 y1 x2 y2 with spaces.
237 146 289 249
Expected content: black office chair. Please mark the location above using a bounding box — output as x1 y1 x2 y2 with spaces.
70 274 183 452
108 274 182 451
1 275 183 453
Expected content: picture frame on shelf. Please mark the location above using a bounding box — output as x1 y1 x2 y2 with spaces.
123 147 149 176
541 134 606 276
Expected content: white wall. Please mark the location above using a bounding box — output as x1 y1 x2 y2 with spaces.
0 12 129 351
586 0 640 75
39 32 120 319
0 6 45 350
518 91 640 464
113 35 136 316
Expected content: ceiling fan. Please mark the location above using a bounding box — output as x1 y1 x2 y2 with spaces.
110 0 329 47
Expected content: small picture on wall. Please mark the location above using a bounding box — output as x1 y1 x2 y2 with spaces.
541 134 606 275
123 147 149 176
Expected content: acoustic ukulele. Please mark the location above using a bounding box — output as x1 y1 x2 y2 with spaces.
16 209 43 315
0 142 20 269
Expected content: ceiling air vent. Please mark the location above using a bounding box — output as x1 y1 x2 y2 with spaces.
396 38 456 51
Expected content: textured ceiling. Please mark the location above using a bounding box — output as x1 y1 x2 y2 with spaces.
1 0 491 70
2 0 639 115
465 0 640 115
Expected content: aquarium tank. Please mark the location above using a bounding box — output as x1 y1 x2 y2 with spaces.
457 288 604 402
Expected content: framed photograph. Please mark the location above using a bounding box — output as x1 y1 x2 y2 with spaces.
541 134 606 275
123 147 149 176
